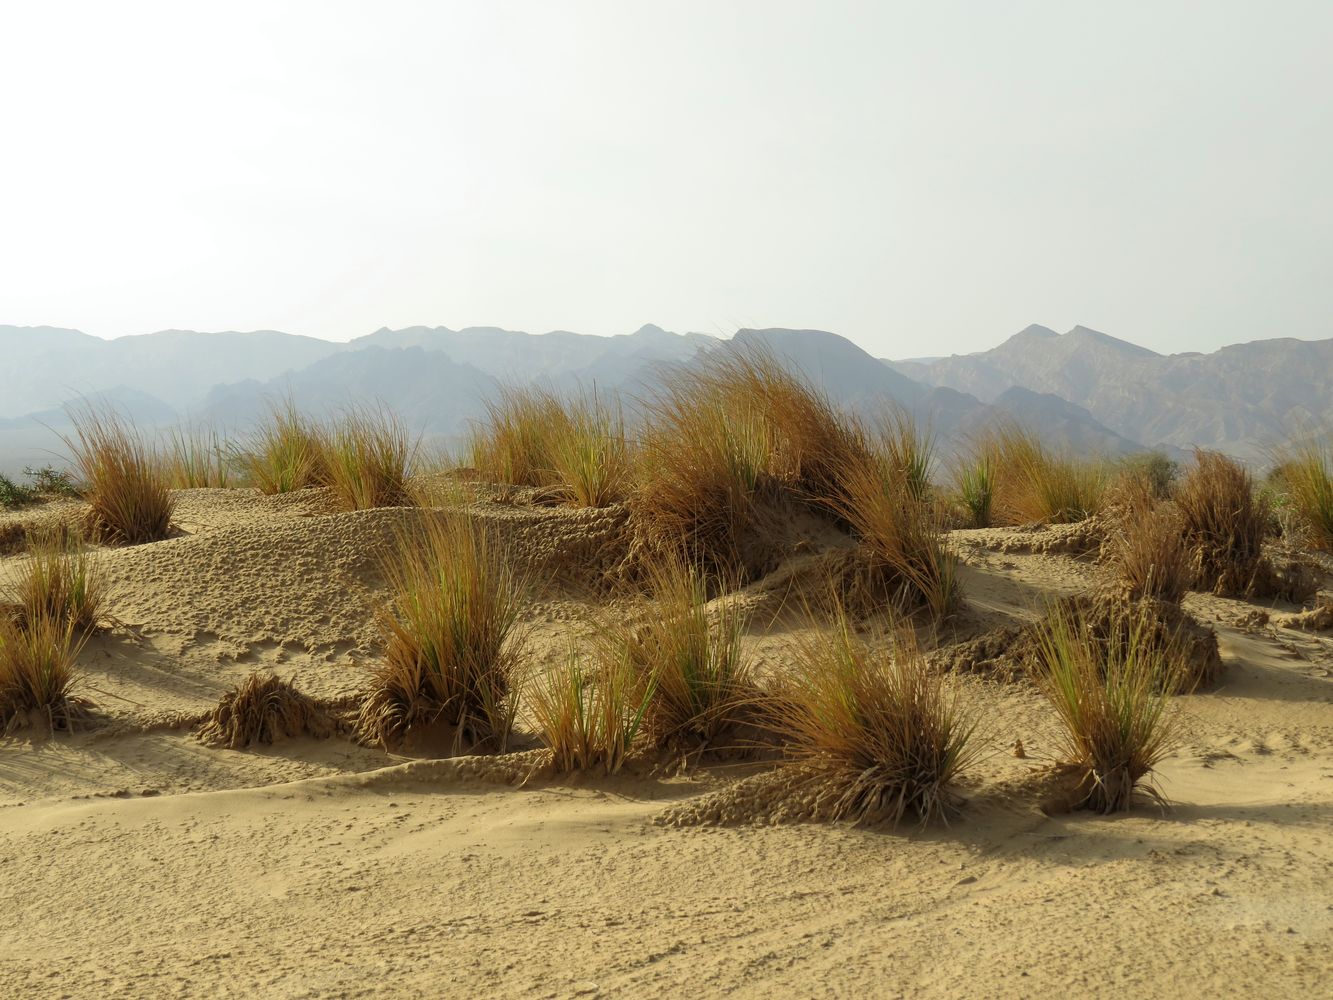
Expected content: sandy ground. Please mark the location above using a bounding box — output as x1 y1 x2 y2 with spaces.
1 489 1330 998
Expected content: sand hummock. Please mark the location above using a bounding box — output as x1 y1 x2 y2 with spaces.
1 487 1330 998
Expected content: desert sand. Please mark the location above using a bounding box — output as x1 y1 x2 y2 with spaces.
1 488 1330 998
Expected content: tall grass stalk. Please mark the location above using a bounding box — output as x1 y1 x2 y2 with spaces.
63 404 174 544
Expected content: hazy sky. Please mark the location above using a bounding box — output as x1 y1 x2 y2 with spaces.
2 1 1330 357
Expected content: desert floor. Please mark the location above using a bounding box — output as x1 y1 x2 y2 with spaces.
1 489 1330 999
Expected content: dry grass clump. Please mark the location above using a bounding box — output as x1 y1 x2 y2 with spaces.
1272 441 1333 551
1176 450 1269 595
630 349 866 577
356 512 524 751
528 647 654 774
323 406 417 511
243 401 329 495
831 428 960 621
0 613 89 733
988 427 1108 524
63 404 174 544
4 529 104 633
1108 501 1191 604
196 673 335 749
547 395 632 507
620 556 754 751
1029 599 1186 813
951 449 996 528
466 386 566 488
161 425 236 489
767 612 981 826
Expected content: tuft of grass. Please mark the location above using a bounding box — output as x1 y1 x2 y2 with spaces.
1176 450 1269 595
1119 451 1179 500
831 428 960 621
630 348 866 576
767 611 981 826
0 613 88 733
528 646 655 774
197 673 335 749
952 451 995 528
356 512 524 751
161 425 236 489
1029 599 1185 813
4 530 104 633
989 426 1108 524
622 555 753 751
1109 502 1191 604
547 394 632 508
63 404 174 545
1273 441 1333 551
243 401 329 495
323 407 417 511
466 386 566 488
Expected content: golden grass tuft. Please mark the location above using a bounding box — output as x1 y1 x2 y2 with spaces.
0 613 89 733
323 406 417 511
466 386 566 488
63 404 174 545
160 425 236 489
988 426 1108 525
1108 500 1191 604
356 512 524 751
547 394 632 507
629 348 867 577
621 555 754 752
831 426 960 621
952 450 996 528
4 529 104 633
196 673 335 749
767 610 981 826
243 401 329 495
1176 450 1269 595
1029 599 1186 813
1272 441 1333 551
528 647 654 774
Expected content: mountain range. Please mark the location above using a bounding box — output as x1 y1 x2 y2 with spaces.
3 320 1327 474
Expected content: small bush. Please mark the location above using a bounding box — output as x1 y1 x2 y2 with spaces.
1029 599 1185 812
1176 450 1269 595
5 530 104 633
23 465 78 498
356 512 524 751
161 425 236 489
63 404 174 544
528 647 654 774
197 673 335 749
1273 442 1333 551
0 613 88 733
324 407 417 511
0 474 39 509
1109 502 1191 604
623 556 753 751
244 402 329 495
1119 451 1179 500
767 613 980 826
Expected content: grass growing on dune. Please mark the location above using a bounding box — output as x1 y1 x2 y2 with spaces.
4 529 104 633
0 613 88 733
1109 502 1191 604
63 404 174 545
768 611 980 826
528 647 655 774
161 425 236 489
323 406 417 511
1272 441 1333 551
243 402 329 495
357 512 525 751
952 450 996 528
547 394 632 508
1176 450 1268 595
623 555 753 752
1029 600 1186 813
630 348 867 576
466 386 566 489
988 426 1108 525
197 673 335 749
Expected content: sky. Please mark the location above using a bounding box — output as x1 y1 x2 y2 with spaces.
1 1 1330 358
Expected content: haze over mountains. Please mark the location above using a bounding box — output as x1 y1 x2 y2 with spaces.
3 321 1328 473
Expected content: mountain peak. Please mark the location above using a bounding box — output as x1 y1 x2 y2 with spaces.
1016 323 1060 339
1064 325 1159 357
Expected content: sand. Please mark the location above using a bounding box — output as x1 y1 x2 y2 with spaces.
1 489 1330 998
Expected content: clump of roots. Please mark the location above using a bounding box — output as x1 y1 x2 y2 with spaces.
196 673 337 749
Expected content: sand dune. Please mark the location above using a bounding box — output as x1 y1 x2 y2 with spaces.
2 488 1330 998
